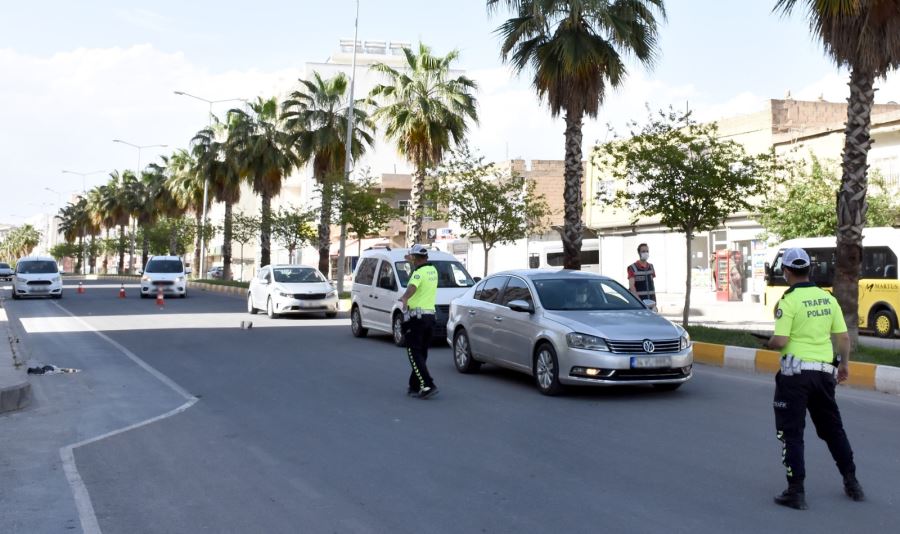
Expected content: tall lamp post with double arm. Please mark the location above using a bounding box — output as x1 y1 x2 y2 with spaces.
62 169 106 274
173 91 247 279
113 139 167 273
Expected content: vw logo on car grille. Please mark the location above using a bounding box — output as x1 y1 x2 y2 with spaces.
642 340 655 353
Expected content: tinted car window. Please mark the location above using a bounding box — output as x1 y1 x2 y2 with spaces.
476 276 508 304
500 277 533 307
533 278 642 311
0 263 10 269
473 279 486 300
395 260 475 288
273 267 325 283
145 259 184 274
376 262 397 291
354 258 378 286
16 261 59 274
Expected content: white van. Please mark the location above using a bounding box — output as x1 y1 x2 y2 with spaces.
350 246 477 345
12 256 63 299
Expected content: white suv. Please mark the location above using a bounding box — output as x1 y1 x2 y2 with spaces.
12 256 63 299
141 256 188 298
349 246 476 345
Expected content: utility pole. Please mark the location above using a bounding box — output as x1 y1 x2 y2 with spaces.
335 0 360 294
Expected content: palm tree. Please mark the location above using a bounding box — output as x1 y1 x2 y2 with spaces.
774 1 900 342
226 97 297 268
57 198 91 273
282 71 375 275
194 125 242 280
166 149 207 276
111 171 138 273
369 43 478 246
487 0 665 269
86 183 118 273
144 157 186 258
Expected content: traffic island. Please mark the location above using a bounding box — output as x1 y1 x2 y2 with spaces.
0 304 31 413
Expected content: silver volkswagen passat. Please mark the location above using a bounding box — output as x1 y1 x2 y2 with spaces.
446 270 692 395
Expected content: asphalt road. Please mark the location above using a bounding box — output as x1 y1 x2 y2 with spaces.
2 280 900 534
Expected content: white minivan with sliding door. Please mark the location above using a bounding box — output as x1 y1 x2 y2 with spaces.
350 246 476 345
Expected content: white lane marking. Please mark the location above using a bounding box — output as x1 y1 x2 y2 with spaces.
51 301 198 534
19 314 348 333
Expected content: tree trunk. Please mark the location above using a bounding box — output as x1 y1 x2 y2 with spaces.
483 243 492 279
409 163 427 246
835 67 874 348
102 228 110 274
223 201 234 280
141 232 149 270
683 229 694 327
76 234 83 274
118 223 126 273
239 243 245 281
317 180 333 277
89 235 97 274
192 212 202 279
129 219 136 274
562 109 585 270
260 192 272 268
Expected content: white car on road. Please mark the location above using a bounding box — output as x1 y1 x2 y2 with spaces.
12 256 63 299
141 256 188 298
247 265 338 319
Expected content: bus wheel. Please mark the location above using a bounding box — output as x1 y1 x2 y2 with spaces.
872 310 898 338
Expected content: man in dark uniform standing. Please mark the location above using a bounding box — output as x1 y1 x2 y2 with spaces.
399 244 439 399
767 248 864 510
627 243 656 302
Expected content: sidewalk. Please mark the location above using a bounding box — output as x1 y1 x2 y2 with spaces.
0 302 31 413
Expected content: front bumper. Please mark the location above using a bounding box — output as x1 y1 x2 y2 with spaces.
14 285 62 297
141 282 186 295
272 295 339 314
559 346 693 386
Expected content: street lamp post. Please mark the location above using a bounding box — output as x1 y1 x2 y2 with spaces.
174 91 246 279
113 140 167 274
62 169 106 274
335 0 360 294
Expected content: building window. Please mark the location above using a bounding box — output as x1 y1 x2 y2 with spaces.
398 200 409 214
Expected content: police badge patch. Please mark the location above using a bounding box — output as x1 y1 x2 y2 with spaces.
775 307 783 319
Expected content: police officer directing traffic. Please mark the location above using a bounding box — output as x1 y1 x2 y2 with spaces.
766 247 864 510
399 244 439 399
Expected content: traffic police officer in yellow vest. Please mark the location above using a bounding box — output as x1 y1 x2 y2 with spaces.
399 244 439 399
766 248 864 510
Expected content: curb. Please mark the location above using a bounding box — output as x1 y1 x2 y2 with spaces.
0 305 31 414
693 341 900 395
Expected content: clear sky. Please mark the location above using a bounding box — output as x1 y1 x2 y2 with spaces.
1 1 897 224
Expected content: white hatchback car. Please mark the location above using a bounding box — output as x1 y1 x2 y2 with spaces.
349 246 476 345
140 256 188 298
12 256 63 299
247 265 338 318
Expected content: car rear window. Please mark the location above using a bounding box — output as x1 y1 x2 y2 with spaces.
146 259 184 273
16 261 58 274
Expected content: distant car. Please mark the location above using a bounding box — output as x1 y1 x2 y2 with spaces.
446 269 692 395
0 262 13 281
349 246 476 346
12 256 63 299
247 265 338 319
207 266 225 279
141 256 187 298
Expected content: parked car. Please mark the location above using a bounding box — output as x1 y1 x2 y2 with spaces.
140 256 188 298
446 269 692 395
0 262 13 281
350 246 476 345
247 265 338 318
207 266 225 279
11 256 63 299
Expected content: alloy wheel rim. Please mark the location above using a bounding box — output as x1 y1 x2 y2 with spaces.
455 335 469 367
393 317 402 342
876 315 890 335
351 309 360 333
537 350 553 389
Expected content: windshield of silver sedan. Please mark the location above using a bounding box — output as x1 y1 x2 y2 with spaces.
533 278 643 311
273 267 326 283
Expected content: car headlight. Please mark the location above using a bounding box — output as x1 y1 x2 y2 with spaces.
175 276 185 283
325 289 337 297
279 291 294 298
142 275 150 282
566 332 610 352
52 276 61 283
679 330 691 350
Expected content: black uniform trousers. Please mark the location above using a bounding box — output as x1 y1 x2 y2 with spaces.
773 370 856 483
403 314 435 392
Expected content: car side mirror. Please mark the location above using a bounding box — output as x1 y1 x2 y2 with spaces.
508 300 534 314
473 276 482 283
642 299 658 312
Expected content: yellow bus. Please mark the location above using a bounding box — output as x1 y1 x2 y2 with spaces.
764 227 900 338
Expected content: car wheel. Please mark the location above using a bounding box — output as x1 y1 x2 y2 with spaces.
453 330 481 374
11 292 19 300
872 310 897 338
392 312 405 347
181 292 187 299
267 297 279 319
652 383 683 392
534 343 563 396
350 306 368 337
53 293 62 300
247 294 258 314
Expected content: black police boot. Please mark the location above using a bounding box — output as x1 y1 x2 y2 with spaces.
843 475 865 502
774 483 808 510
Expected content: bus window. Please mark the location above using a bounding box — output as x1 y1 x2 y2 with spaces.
545 249 599 267
862 247 898 280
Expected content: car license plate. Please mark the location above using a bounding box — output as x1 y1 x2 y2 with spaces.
299 300 319 308
630 356 671 369
31 287 48 293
